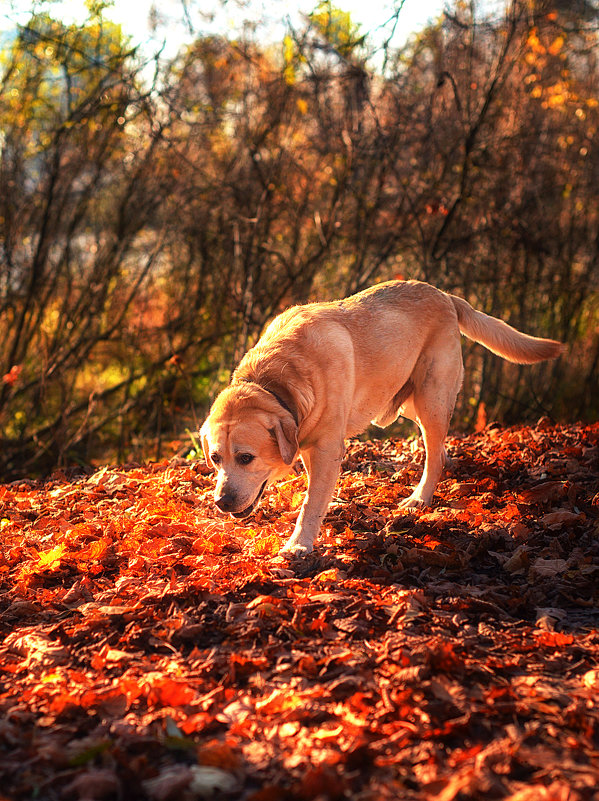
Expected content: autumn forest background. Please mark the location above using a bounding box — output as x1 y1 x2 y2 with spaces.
1 0 598 478
1 3 599 800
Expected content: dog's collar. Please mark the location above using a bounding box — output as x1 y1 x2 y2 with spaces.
238 378 298 425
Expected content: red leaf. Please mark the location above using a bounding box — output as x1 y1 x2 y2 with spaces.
2 364 22 385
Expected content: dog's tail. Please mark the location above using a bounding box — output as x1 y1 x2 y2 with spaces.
450 295 564 364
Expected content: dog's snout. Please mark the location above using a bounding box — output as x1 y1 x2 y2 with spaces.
215 492 235 512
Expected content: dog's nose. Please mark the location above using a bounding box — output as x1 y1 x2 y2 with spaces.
215 492 235 512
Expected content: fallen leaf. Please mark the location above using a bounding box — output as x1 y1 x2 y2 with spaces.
62 768 120 799
541 509 584 528
530 557 568 577
582 669 599 690
1 420 598 801
189 766 238 796
142 766 193 801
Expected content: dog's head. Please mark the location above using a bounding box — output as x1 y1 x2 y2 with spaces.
200 383 298 518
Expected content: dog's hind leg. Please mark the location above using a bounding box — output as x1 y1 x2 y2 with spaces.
399 346 463 509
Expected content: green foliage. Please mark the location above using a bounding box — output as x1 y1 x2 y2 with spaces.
1 11 130 137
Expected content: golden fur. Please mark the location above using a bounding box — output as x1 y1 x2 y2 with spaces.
200 280 563 555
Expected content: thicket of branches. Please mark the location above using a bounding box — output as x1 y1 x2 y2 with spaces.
0 0 598 478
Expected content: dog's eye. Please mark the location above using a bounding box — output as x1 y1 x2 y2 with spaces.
210 452 222 466
236 453 254 466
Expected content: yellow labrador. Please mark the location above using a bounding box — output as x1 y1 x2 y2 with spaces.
200 280 563 556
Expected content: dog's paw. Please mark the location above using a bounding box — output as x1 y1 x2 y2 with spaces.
399 494 429 510
279 540 313 558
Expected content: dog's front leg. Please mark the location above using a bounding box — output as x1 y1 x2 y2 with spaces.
280 442 343 557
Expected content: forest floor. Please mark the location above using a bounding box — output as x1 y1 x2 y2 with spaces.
0 421 598 800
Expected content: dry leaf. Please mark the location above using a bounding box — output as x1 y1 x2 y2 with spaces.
530 557 568 577
0 421 597 801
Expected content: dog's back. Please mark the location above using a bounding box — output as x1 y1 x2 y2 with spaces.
204 279 563 555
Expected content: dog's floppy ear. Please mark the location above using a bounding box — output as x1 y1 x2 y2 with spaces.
199 420 214 468
274 415 298 465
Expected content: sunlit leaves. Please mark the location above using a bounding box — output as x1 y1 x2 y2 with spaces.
524 21 598 115
0 421 598 797
309 1 365 59
283 33 297 85
0 10 132 153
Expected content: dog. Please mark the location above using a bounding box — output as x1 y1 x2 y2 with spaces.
200 280 563 555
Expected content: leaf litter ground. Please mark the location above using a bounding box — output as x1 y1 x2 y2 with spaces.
0 421 598 800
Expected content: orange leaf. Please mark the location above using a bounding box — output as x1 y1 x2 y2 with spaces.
197 740 240 769
548 35 564 56
147 676 196 707
534 631 574 647
255 688 304 715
